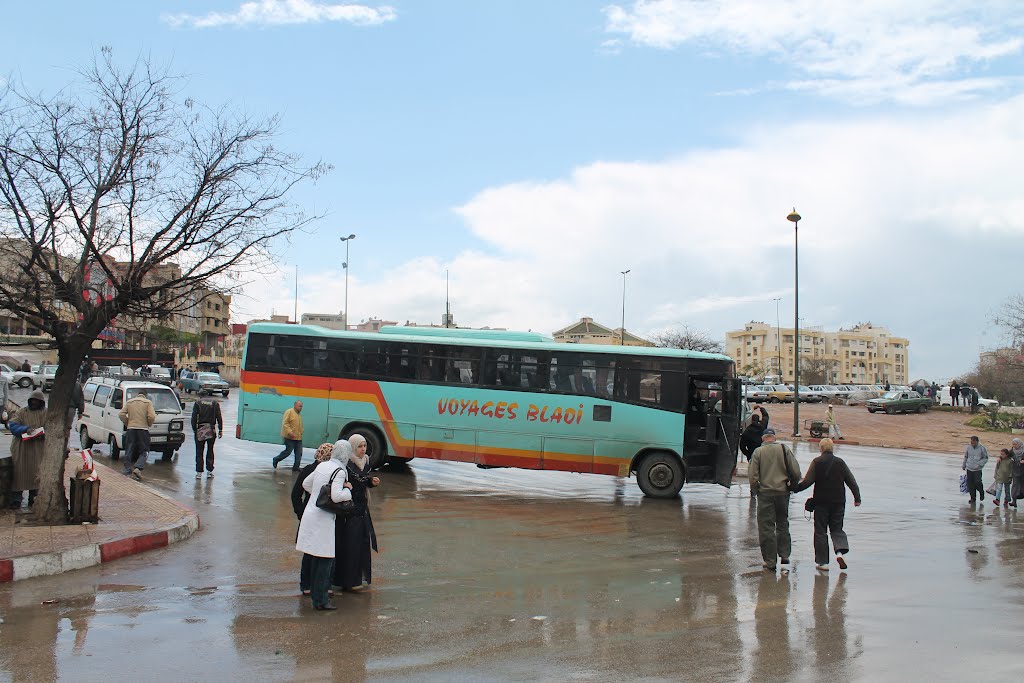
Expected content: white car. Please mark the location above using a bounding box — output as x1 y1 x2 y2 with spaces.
0 363 41 388
936 386 999 409
743 384 770 402
78 377 186 461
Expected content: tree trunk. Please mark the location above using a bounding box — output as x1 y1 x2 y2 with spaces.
31 344 90 525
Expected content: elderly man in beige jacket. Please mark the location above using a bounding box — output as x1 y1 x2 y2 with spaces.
749 428 802 571
119 389 156 480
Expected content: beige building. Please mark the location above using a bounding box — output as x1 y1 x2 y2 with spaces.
726 321 909 385
552 317 652 346
301 311 346 330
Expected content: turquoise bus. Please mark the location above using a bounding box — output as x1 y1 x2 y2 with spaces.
237 323 742 498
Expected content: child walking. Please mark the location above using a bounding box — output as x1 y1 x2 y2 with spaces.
994 448 1013 508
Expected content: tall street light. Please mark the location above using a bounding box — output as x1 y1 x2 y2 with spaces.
773 296 782 380
787 209 801 437
620 269 630 346
340 233 356 331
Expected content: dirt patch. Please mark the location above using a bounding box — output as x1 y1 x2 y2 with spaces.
759 403 1010 455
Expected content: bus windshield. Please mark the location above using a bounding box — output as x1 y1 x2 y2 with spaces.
237 323 740 498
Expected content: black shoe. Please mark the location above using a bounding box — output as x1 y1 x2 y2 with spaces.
291 467 301 472
272 458 279 469
314 603 338 611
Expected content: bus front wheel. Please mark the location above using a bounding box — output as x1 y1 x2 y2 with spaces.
636 452 684 499
342 426 386 470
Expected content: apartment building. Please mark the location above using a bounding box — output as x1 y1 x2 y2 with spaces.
726 321 909 384
301 312 346 330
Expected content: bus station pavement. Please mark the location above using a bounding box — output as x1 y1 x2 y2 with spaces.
0 432 199 584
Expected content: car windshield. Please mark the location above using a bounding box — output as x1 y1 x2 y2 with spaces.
882 391 901 399
126 387 180 412
150 367 171 377
42 366 57 376
198 373 223 382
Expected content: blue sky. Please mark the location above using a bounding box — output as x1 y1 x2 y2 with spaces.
5 0 1024 380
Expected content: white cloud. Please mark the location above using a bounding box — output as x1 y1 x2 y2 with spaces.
239 95 1024 377
603 0 1024 104
163 0 396 29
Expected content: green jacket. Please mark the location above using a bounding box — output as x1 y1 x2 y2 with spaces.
995 455 1013 484
749 441 801 496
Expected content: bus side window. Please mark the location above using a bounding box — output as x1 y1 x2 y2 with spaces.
639 371 661 404
660 371 685 411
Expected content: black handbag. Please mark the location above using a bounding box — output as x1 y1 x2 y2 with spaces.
316 468 354 517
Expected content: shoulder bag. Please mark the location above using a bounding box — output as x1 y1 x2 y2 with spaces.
316 467 355 517
804 457 837 512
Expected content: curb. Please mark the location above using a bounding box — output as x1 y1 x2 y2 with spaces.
0 514 200 584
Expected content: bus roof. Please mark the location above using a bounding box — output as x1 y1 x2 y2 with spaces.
248 323 732 362
378 326 553 343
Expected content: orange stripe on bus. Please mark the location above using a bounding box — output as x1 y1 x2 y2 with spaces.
240 371 632 471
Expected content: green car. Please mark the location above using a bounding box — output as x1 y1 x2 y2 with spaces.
866 390 931 414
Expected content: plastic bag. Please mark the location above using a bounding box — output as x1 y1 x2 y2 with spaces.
959 474 968 494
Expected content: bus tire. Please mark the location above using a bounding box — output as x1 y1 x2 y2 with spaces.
342 425 386 470
636 451 684 499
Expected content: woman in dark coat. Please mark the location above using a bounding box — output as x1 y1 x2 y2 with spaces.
333 434 380 591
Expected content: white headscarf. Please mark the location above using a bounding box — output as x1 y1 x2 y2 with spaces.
332 439 353 467
348 433 368 470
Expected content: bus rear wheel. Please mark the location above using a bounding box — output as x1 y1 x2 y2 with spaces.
636 452 684 499
342 426 386 470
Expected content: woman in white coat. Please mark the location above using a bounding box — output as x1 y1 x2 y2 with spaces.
296 439 353 610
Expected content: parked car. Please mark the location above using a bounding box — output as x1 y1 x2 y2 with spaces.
1 363 40 388
139 365 174 385
78 377 186 460
765 384 795 403
786 384 824 402
179 370 230 397
866 390 932 414
743 384 770 402
808 384 842 401
35 364 58 392
935 386 999 409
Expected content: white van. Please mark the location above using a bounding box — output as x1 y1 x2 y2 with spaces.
79 377 186 461
935 386 999 409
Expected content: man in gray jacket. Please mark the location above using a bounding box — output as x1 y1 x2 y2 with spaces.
749 429 802 571
962 435 989 505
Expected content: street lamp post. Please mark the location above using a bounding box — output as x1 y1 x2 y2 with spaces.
340 234 356 331
620 269 630 346
773 296 782 380
787 209 801 436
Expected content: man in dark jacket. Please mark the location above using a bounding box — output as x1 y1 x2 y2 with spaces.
191 398 223 478
794 438 861 571
740 405 769 462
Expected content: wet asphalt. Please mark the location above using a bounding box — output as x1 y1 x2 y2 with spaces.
1 384 1024 681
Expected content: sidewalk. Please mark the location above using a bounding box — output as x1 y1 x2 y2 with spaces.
1 433 199 583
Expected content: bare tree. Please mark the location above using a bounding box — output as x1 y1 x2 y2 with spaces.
0 51 327 523
800 357 838 385
994 295 1024 360
652 326 724 354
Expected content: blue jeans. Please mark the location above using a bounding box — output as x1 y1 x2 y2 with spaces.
300 552 314 592
995 482 1012 503
310 556 335 608
274 439 303 469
